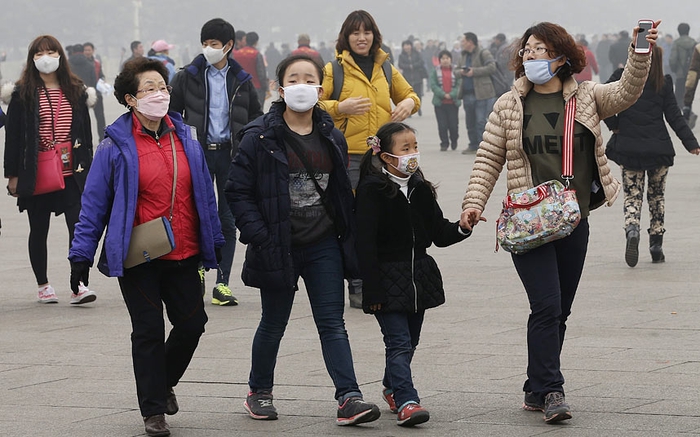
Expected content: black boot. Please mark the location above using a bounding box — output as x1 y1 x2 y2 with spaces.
625 225 640 267
650 234 665 263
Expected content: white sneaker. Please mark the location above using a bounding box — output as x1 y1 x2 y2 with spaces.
70 282 97 305
38 285 58 304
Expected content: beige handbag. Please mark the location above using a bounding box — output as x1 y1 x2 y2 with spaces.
123 133 178 269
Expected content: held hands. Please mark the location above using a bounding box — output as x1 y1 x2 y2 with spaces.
690 148 700 156
338 96 372 115
391 98 415 122
69 261 90 294
632 20 662 50
459 208 487 231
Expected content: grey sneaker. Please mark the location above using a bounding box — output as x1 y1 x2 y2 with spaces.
337 397 381 425
244 391 278 420
544 391 572 423
522 391 544 412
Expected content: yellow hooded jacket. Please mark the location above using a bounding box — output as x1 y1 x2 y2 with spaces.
320 49 420 155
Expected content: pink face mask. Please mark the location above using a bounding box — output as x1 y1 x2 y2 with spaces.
132 91 170 121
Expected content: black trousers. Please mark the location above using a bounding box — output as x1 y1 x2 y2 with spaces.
434 103 459 149
118 255 208 417
25 179 81 285
511 219 589 401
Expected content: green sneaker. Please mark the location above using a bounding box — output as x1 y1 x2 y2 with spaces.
212 283 238 306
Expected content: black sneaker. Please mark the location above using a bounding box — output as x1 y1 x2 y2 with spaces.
544 391 572 423
522 391 544 412
337 397 381 426
244 391 278 420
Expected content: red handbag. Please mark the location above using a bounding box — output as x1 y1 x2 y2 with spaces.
33 88 69 196
34 147 65 195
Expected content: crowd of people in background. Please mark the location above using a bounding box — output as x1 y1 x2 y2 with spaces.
0 11 698 437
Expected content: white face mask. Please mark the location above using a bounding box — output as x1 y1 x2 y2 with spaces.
523 55 564 85
282 84 320 112
34 55 60 74
202 45 230 65
385 152 420 175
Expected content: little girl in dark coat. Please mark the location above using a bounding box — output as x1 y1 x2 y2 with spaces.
354 122 475 427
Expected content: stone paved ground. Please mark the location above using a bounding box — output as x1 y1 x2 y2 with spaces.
1 88 700 436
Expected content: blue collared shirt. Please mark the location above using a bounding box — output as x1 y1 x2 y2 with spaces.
206 63 231 144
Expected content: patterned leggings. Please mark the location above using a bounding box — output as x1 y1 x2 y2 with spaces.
621 166 668 236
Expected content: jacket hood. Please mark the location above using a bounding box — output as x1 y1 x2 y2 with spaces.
185 54 252 85
105 111 186 144
358 161 426 190
239 101 336 140
513 75 579 101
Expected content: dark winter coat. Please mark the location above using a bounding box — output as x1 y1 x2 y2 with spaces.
3 86 93 197
604 68 699 170
355 170 468 314
225 102 358 291
69 54 97 87
169 54 263 154
398 51 428 86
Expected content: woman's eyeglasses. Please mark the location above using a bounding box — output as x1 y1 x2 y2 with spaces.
518 47 549 57
135 85 173 96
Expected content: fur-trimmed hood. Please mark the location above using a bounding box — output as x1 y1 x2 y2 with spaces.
0 82 13 105
0 82 96 107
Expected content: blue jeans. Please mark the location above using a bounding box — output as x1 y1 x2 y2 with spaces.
462 93 496 149
204 148 236 285
374 310 425 408
249 236 362 402
511 219 589 400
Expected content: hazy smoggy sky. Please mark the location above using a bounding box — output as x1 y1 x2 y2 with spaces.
1 0 698 61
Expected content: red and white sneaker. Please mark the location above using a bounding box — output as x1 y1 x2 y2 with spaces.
38 285 58 304
70 282 96 305
397 402 430 427
382 388 398 413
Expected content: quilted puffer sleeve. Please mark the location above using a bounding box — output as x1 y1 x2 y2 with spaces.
593 46 652 120
461 97 510 211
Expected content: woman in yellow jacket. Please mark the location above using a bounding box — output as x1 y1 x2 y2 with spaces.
320 10 420 189
320 9 420 309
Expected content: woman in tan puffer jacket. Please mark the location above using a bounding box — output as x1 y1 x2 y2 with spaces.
459 21 659 424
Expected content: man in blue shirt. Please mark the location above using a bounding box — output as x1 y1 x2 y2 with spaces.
170 18 263 306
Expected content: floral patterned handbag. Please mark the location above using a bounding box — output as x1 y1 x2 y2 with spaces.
496 96 580 254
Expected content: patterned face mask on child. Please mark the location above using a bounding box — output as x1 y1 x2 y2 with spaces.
384 152 420 175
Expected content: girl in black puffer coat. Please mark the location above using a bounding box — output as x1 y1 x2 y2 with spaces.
354 122 474 427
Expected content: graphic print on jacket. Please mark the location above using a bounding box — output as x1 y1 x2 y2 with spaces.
283 125 335 246
522 90 598 217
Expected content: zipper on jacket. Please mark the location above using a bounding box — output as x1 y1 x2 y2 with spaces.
228 82 243 144
407 186 418 313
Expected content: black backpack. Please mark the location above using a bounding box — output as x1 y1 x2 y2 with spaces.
329 58 393 101
480 49 510 97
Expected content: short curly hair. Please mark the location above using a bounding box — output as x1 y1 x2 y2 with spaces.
113 57 169 108
511 22 586 81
